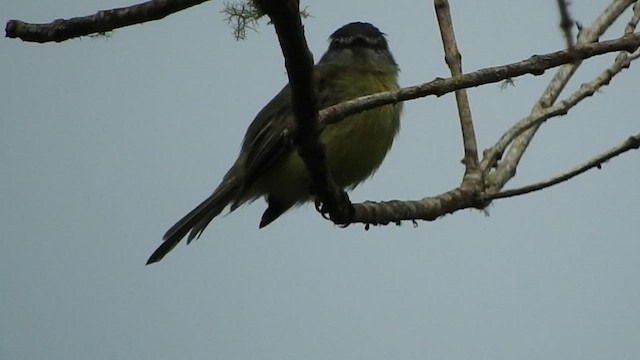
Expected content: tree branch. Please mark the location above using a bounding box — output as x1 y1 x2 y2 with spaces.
255 0 352 224
330 30 640 228
348 128 640 226
488 132 640 200
7 0 638 229
5 0 210 43
486 0 637 192
350 187 483 226
434 0 482 187
318 32 640 129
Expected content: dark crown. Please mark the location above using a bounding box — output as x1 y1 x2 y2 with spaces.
328 22 388 51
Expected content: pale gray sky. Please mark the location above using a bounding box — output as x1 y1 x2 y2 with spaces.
2 1 639 359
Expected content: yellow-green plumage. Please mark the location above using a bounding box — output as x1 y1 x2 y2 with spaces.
252 66 401 206
147 22 402 264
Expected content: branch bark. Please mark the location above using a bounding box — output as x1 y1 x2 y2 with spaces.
5 0 210 43
434 0 482 188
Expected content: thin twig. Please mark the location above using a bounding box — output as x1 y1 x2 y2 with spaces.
488 133 640 200
557 0 576 48
5 0 210 43
434 0 482 186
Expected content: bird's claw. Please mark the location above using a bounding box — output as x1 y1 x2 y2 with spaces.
314 190 354 225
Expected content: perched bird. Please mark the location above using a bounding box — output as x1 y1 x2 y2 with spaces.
147 22 402 264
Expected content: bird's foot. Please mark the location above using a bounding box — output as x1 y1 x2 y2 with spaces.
314 190 354 227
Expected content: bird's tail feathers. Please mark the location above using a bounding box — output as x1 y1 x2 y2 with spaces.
146 180 238 265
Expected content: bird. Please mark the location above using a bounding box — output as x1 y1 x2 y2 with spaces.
147 22 402 264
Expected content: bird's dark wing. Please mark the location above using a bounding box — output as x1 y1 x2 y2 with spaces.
239 84 296 192
238 65 344 192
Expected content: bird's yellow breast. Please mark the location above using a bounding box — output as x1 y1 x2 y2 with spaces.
256 68 401 204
